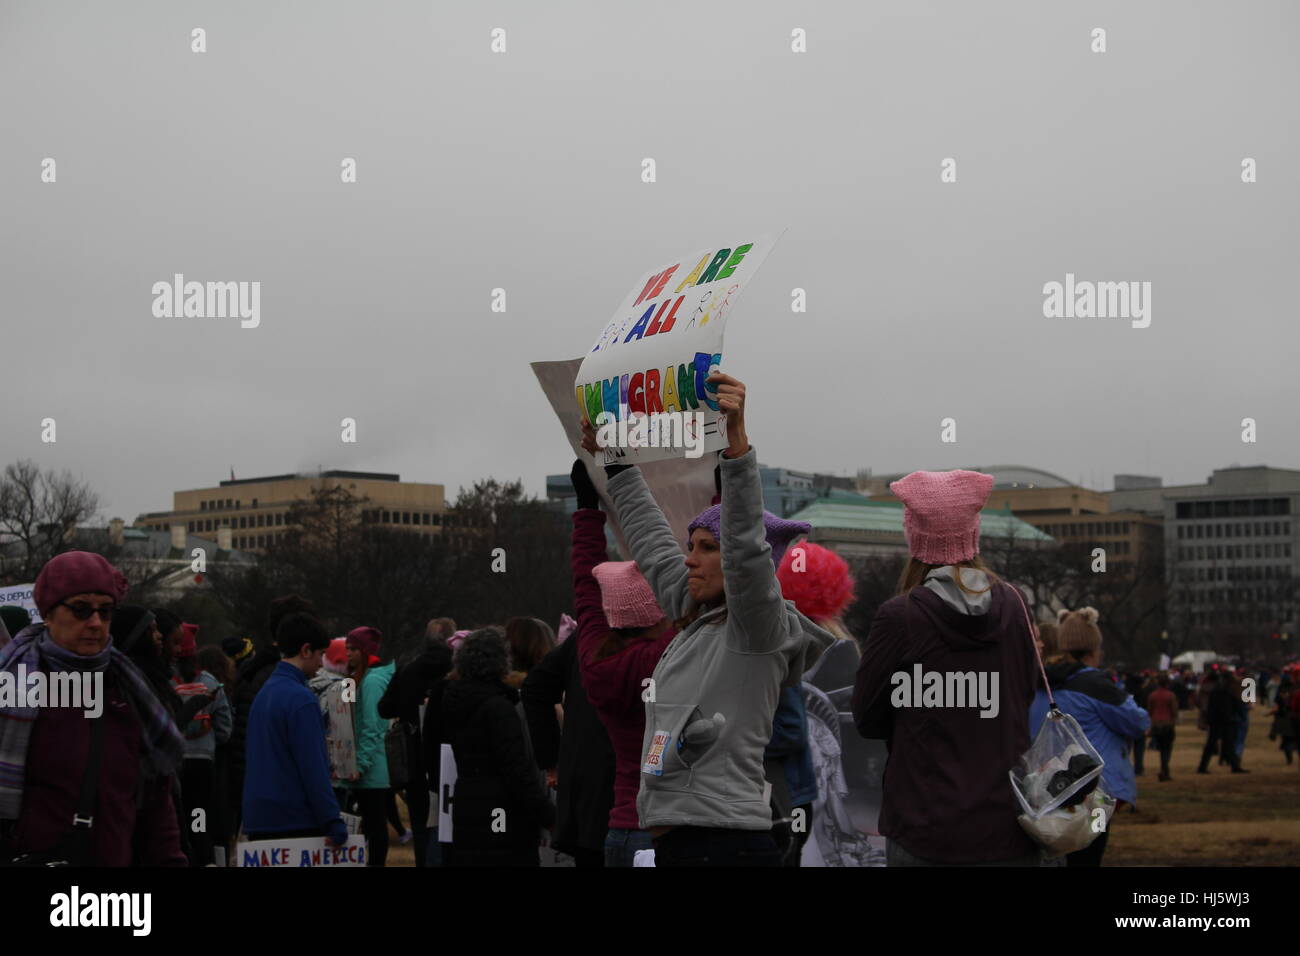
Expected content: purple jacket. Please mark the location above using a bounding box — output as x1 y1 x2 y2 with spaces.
852 581 1039 863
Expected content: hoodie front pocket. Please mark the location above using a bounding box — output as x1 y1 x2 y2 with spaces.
642 704 699 779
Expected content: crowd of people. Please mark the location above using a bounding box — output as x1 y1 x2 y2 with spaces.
0 373 1296 867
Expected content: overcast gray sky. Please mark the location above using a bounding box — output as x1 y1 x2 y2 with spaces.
3 0 1297 524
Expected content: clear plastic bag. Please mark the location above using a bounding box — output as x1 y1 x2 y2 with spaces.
1011 707 1109 854
1011 708 1104 818
1019 786 1116 857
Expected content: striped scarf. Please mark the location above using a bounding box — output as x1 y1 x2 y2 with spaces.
0 623 184 821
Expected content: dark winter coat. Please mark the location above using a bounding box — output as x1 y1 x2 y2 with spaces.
852 579 1040 864
438 678 555 866
521 636 615 856
379 643 453 793
229 646 280 806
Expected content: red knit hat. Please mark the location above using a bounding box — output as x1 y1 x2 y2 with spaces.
33 551 129 616
776 542 855 623
890 470 994 565
591 562 663 629
324 637 349 673
346 626 382 659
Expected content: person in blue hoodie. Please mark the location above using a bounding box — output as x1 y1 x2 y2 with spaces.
1029 607 1150 867
242 612 348 849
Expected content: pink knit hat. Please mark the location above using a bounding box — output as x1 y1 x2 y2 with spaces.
890 470 994 565
591 561 663 629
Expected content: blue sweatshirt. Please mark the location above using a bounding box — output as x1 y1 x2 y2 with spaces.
242 661 344 836
1029 663 1150 805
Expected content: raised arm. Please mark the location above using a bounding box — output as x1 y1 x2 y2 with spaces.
569 458 614 675
708 372 793 654
717 446 792 653
604 466 692 622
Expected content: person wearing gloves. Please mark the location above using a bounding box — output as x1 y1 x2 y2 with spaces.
1029 607 1151 866
242 611 348 849
852 470 1041 867
0 552 187 866
587 372 834 867
567 457 676 867
340 625 396 866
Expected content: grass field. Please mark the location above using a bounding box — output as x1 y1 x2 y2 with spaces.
1106 711 1300 866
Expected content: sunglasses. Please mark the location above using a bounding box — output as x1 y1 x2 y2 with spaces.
57 601 117 621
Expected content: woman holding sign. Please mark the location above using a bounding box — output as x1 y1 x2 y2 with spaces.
584 373 833 867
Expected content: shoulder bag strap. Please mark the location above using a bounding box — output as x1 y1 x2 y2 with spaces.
1004 583 1057 712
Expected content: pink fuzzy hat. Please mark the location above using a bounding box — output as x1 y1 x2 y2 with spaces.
777 542 855 623
591 561 663 629
890 470 994 565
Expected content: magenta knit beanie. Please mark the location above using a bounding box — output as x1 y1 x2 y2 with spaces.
890 470 994 565
591 561 663 629
346 625 382 658
33 551 129 616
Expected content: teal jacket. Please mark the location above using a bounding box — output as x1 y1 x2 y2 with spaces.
345 661 396 790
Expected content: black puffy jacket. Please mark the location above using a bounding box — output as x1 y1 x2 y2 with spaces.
439 678 555 866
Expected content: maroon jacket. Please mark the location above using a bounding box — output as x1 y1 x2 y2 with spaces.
11 673 186 866
572 509 674 831
852 582 1038 863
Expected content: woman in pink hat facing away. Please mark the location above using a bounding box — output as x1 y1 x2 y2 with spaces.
851 470 1041 866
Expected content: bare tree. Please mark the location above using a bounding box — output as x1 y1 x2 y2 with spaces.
0 460 100 584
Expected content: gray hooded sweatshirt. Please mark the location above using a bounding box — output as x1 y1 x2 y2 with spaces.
607 447 834 831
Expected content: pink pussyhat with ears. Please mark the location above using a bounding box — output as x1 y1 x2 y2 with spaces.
890 469 995 565
591 561 663 629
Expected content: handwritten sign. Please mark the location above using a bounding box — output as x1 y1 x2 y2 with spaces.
235 835 367 867
575 234 782 464
0 584 40 624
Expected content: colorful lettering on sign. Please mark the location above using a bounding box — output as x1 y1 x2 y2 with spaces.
634 265 679 306
575 352 723 422
624 303 656 343
674 254 709 293
715 243 752 281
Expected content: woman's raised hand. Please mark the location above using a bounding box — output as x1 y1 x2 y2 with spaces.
707 372 749 458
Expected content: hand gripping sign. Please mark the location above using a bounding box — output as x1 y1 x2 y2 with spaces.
574 235 782 465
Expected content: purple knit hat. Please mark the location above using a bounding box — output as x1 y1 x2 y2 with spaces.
591 562 663 629
686 506 811 567
890 469 994 565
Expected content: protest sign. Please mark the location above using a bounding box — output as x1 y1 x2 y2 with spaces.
235 835 367 867
323 681 357 780
532 358 716 555
0 583 41 624
574 234 782 465
438 743 457 840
